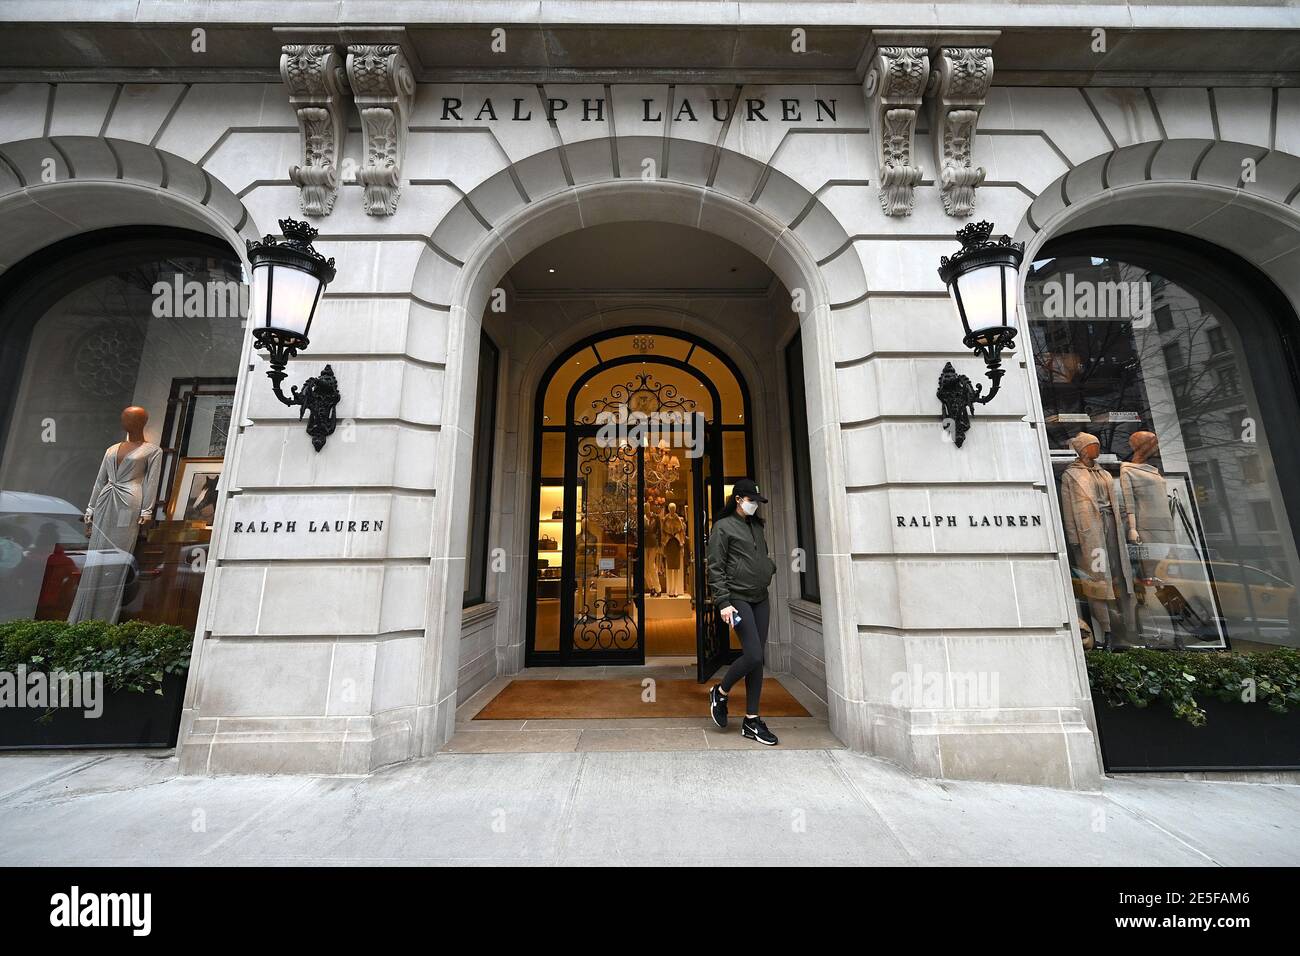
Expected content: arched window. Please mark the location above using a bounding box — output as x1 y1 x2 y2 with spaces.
1026 227 1300 654
0 227 243 630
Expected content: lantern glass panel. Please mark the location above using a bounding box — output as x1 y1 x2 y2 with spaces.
953 262 1017 336
252 261 321 340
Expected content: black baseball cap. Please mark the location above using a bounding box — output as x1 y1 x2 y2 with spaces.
732 478 768 503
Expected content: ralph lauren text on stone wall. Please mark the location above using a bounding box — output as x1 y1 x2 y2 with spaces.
232 520 384 534
896 514 1043 528
437 96 839 124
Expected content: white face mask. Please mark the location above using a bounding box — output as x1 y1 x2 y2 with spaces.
739 499 759 516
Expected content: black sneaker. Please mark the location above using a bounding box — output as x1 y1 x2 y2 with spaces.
709 685 728 729
741 717 778 746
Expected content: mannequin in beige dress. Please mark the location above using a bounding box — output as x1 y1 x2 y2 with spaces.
644 504 664 595
1060 431 1135 646
69 406 164 623
1120 431 1176 559
1120 431 1179 643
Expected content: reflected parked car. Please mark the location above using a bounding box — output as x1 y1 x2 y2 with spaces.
0 490 138 621
1151 559 1296 627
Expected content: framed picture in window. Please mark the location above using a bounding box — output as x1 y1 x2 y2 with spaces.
168 457 223 526
158 377 235 518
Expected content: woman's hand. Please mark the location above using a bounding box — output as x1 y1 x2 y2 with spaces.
721 605 737 626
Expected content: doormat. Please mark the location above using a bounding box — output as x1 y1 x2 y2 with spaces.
473 678 810 720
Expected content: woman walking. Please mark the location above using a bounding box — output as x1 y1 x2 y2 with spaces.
706 478 779 745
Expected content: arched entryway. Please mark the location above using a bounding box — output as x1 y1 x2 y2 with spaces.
436 192 845 740
526 326 755 678
412 168 855 760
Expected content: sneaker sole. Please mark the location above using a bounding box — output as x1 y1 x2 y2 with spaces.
741 729 778 746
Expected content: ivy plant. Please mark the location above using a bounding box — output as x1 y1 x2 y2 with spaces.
1086 647 1300 726
0 619 191 696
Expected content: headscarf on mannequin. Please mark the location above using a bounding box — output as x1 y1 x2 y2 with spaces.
1068 431 1101 461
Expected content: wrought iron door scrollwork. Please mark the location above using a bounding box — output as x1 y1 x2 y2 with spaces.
573 440 639 651
572 599 638 651
580 371 698 424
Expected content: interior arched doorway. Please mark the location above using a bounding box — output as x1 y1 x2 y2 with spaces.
526 326 755 678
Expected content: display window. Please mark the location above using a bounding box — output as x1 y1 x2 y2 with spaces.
1026 233 1300 654
0 230 244 631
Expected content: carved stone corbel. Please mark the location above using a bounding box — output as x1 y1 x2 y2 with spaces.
280 44 350 217
931 47 994 217
345 44 415 216
864 45 929 216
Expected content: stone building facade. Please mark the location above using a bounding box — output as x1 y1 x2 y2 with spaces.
2 2 1299 787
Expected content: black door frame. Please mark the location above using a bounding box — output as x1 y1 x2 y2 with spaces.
693 439 732 682
525 327 754 668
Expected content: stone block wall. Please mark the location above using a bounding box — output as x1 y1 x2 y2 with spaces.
3 71 1297 786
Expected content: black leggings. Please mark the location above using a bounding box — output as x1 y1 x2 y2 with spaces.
719 598 769 716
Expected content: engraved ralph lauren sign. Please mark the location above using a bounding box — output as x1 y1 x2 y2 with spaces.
435 95 840 125
896 513 1043 529
232 519 385 534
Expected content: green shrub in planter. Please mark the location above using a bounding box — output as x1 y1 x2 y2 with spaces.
1085 647 1300 726
0 619 192 696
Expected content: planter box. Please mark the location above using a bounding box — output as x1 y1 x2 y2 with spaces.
1092 693 1300 772
0 672 186 750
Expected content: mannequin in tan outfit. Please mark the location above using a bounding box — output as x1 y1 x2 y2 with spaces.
1060 431 1135 646
1120 430 1179 642
1120 431 1176 559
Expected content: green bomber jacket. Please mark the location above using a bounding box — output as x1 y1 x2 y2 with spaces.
706 511 777 608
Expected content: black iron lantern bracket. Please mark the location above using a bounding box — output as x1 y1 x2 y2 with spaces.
937 360 1003 448
935 221 1025 448
247 219 340 452
260 351 341 453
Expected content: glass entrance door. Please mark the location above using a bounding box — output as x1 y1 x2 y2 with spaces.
527 331 755 669
561 428 713 665
563 436 643 662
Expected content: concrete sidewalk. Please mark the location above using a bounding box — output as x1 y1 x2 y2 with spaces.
0 749 1296 866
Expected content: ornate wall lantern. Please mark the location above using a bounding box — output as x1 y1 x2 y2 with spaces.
246 218 340 451
935 220 1025 447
